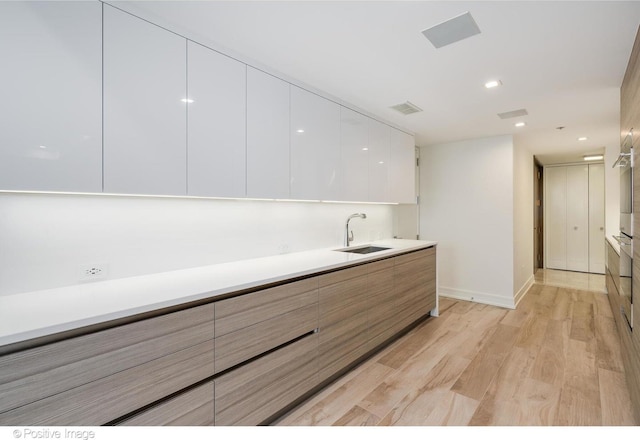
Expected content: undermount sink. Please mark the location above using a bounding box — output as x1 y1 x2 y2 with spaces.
336 245 391 254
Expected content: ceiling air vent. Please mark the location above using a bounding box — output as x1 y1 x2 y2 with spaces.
390 101 423 115
421 11 481 49
497 108 528 119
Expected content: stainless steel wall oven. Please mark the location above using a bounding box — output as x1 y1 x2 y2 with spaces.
614 130 633 330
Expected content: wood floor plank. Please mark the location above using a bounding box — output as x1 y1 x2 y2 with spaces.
598 368 636 426
530 319 567 386
332 405 379 426
553 339 601 425
594 315 624 373
570 301 595 342
593 292 614 318
468 346 537 425
451 324 520 401
500 308 530 328
551 288 573 321
514 313 549 351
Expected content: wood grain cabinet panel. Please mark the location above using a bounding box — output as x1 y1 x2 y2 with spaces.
0 303 215 416
318 264 370 382
0 341 215 426
118 381 214 426
367 258 397 350
392 248 436 333
214 278 319 373
215 333 319 426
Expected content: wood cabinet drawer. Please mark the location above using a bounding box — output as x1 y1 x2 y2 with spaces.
393 246 435 266
118 381 214 426
215 277 318 336
215 333 319 426
0 303 215 415
214 277 318 373
318 262 369 288
0 341 215 426
215 303 318 373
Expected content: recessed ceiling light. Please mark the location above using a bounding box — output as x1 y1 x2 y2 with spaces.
485 80 502 89
181 98 194 103
583 155 603 161
515 122 526 127
362 147 369 151
578 137 588 141
296 129 305 133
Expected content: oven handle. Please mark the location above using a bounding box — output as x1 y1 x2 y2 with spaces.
613 235 632 246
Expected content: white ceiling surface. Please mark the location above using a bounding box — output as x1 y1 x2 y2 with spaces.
113 1 640 165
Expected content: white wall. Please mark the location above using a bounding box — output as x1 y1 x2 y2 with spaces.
605 143 620 241
0 193 394 296
513 143 535 304
419 135 516 308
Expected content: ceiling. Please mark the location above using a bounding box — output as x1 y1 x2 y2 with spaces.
112 1 640 165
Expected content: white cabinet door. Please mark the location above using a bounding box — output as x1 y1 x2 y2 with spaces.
588 163 605 274
368 119 390 203
0 2 102 192
389 128 416 204
290 86 341 201
340 107 369 202
545 166 567 270
187 42 246 198
103 6 187 196
566 165 589 272
246 67 290 199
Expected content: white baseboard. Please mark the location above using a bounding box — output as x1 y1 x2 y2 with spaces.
514 275 535 307
439 286 516 310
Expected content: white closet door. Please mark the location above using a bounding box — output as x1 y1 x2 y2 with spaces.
588 163 605 274
566 165 589 272
546 166 567 270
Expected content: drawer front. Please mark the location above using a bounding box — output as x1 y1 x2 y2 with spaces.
319 274 369 326
0 302 215 414
215 334 319 426
318 262 369 288
0 341 215 426
215 303 318 373
118 381 214 426
393 246 435 266
215 277 318 336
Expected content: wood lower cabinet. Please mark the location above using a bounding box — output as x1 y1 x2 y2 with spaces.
214 333 319 426
367 258 397 351
318 264 370 382
391 247 437 334
118 382 214 426
0 245 437 426
214 277 319 373
0 303 215 425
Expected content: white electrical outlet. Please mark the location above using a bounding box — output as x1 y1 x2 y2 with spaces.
79 263 108 282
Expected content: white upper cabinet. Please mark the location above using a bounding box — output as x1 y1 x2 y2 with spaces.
0 2 102 192
246 67 290 199
367 119 390 203
187 42 246 198
290 87 341 201
103 6 187 196
340 108 369 202
389 128 416 204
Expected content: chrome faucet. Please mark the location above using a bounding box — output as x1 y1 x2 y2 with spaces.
345 213 367 247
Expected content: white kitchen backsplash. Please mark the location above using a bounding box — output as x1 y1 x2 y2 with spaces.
0 193 395 296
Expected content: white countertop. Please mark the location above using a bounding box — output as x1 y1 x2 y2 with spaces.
607 235 621 255
0 239 436 347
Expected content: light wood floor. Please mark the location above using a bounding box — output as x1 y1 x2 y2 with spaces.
274 272 637 426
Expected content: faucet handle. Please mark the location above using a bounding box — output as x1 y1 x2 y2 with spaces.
348 230 354 243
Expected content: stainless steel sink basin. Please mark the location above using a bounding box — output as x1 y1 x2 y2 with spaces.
336 245 391 254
